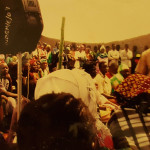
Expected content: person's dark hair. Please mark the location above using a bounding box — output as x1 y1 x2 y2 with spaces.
116 45 120 51
93 46 98 52
98 61 107 75
17 93 99 150
83 61 96 78
71 43 77 51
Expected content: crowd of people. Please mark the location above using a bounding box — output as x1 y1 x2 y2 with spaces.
0 41 150 150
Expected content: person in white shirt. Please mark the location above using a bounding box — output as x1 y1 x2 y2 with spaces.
108 44 119 66
120 44 133 71
74 44 86 69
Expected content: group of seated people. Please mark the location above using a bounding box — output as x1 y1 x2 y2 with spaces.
0 41 149 150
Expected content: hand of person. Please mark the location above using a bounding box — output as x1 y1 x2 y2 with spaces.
1 95 8 101
5 73 11 79
0 88 6 95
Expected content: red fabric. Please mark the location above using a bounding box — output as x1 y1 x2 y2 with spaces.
105 72 113 79
29 58 36 66
97 131 114 149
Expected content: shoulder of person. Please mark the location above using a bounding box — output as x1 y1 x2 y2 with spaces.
142 48 150 56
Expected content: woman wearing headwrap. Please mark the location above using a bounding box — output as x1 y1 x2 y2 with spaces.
38 59 49 78
28 58 40 101
114 73 150 108
97 45 108 65
110 64 130 93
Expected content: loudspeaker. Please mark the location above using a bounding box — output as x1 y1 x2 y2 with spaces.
0 0 43 54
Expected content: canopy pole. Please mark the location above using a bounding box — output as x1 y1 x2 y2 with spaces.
58 17 65 70
17 52 22 121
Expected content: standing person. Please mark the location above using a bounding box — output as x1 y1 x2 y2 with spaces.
74 44 86 69
135 48 150 77
120 44 133 72
97 45 108 64
108 44 119 66
91 46 98 61
116 44 121 65
105 46 110 54
28 59 40 101
131 45 138 74
46 44 52 61
85 45 93 61
39 59 49 78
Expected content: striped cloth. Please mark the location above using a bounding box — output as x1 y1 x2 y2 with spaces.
107 108 150 150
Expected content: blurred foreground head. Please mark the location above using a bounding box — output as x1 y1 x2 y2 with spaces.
17 93 99 150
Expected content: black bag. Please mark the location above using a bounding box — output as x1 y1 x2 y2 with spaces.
0 0 43 54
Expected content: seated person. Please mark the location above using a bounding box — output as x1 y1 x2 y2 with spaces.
110 64 130 93
82 61 118 107
106 62 118 79
17 93 101 150
84 61 119 122
94 61 116 101
0 62 17 116
107 74 150 150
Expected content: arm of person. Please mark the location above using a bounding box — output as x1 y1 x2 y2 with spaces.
3 90 17 98
113 51 120 60
120 51 127 60
97 93 119 110
135 53 148 75
102 93 116 99
108 51 114 60
0 88 17 98
6 73 13 92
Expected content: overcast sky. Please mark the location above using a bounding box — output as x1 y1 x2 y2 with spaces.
38 0 150 43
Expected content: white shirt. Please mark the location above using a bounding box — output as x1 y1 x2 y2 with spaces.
74 51 86 68
120 49 133 67
94 72 112 96
108 50 119 66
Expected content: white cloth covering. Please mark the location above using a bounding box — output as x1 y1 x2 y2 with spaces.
120 49 133 67
34 69 110 133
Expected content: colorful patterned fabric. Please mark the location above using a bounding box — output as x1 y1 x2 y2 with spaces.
110 73 124 93
29 58 36 65
47 52 52 64
115 74 150 99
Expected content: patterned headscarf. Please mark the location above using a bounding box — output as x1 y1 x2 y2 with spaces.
110 64 129 93
40 59 47 64
115 74 150 99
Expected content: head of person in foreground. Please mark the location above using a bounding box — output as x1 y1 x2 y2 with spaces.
17 93 100 150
